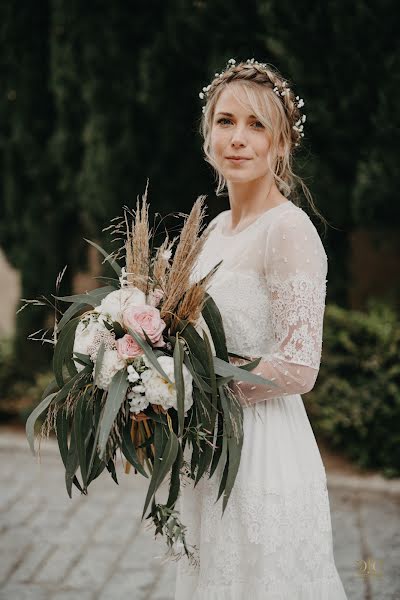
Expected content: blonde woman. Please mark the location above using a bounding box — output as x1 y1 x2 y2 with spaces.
174 58 348 599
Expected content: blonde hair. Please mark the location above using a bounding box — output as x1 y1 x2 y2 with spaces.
199 60 328 232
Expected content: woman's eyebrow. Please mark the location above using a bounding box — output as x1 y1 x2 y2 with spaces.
216 111 257 118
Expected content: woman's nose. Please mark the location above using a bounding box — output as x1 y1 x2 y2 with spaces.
230 125 247 146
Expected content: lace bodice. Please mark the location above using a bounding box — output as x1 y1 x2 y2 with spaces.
190 200 328 405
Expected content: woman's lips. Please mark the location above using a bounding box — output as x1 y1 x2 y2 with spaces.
226 157 251 163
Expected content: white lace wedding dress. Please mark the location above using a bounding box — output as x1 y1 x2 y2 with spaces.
174 200 348 599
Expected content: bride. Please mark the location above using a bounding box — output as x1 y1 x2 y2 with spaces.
174 58 348 599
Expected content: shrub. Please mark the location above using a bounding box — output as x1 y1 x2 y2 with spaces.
306 300 400 478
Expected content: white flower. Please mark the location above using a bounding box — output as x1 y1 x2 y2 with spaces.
128 391 150 414
94 348 125 391
140 357 193 412
94 287 146 323
131 384 145 394
199 92 204 99
73 313 113 372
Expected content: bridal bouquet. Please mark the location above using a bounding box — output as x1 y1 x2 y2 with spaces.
23 182 271 561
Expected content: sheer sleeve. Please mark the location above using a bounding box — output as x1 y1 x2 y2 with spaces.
230 209 328 407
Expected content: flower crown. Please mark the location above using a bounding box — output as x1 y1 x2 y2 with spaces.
199 58 306 147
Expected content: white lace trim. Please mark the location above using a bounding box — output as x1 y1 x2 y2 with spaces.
177 476 337 590
268 271 327 369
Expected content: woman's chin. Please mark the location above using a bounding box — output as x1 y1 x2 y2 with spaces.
224 172 256 184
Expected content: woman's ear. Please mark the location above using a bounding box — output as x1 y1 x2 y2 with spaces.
277 136 286 158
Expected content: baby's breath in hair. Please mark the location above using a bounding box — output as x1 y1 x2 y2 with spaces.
199 57 306 148
198 57 328 233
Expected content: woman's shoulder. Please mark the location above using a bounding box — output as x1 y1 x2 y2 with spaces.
265 202 328 267
268 202 323 240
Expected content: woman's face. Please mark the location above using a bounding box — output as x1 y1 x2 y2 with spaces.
210 84 272 184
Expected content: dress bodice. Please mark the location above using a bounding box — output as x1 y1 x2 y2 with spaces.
190 201 328 363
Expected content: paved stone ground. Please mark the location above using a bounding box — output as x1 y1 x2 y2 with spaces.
0 429 399 600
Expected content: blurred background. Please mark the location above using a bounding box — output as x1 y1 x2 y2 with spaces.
1 3 400 599
1 2 399 479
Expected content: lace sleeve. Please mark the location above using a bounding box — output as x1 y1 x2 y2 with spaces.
230 209 328 406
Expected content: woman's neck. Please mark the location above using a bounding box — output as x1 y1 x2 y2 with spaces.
226 175 287 230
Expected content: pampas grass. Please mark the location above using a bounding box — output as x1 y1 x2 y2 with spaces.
125 181 151 293
159 195 218 333
120 181 220 335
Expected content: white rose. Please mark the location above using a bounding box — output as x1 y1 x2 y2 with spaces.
141 356 193 412
94 348 125 391
94 287 146 323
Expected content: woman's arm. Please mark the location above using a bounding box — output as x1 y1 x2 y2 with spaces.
230 208 328 406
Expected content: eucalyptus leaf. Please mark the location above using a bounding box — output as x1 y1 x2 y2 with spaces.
98 369 129 460
56 406 69 467
167 442 183 509
173 334 185 437
213 356 279 387
40 378 59 401
26 392 57 456
175 321 207 366
54 285 116 307
209 408 224 479
83 238 122 276
73 352 92 366
106 457 119 485
222 438 243 513
127 327 172 384
112 321 125 339
53 365 92 406
65 426 84 498
141 429 179 519
121 416 149 478
201 293 229 361
53 317 81 388
92 275 120 288
93 341 105 385
73 392 92 488
58 301 90 331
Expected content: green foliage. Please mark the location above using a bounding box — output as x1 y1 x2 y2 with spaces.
1 1 398 376
306 301 400 477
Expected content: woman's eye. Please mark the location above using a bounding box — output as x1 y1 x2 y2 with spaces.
215 117 264 129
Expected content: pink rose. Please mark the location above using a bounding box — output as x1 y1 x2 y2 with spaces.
116 334 144 360
147 288 164 308
122 305 166 348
